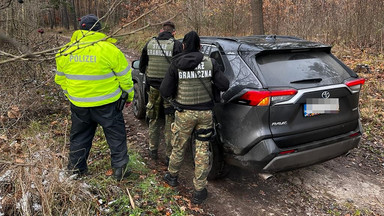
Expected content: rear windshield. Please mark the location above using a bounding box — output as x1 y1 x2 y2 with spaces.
256 51 352 87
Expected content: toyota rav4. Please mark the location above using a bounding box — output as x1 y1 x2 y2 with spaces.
131 35 365 179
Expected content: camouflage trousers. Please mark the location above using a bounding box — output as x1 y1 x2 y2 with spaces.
146 86 174 157
168 110 213 191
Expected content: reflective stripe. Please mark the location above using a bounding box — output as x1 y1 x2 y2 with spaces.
123 87 133 94
115 66 130 76
68 88 120 102
63 90 68 94
65 72 115 80
59 67 130 80
56 70 65 76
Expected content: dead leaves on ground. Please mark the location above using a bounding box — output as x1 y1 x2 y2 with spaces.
0 106 22 123
7 106 21 119
105 169 113 176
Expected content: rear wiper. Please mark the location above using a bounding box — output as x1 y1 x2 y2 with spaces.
290 78 322 84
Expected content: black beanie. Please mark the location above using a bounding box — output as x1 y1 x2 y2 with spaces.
182 31 200 53
79 14 101 31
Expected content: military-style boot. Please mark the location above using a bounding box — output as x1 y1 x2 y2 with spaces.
68 164 88 177
149 150 158 160
192 188 208 204
163 172 179 187
113 164 131 181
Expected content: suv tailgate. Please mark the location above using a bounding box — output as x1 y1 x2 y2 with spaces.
255 50 361 148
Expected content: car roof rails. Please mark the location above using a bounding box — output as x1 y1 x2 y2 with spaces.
265 35 277 42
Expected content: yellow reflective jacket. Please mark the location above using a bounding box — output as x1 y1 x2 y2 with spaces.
55 30 134 107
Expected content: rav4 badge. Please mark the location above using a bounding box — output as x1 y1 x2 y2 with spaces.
271 121 288 126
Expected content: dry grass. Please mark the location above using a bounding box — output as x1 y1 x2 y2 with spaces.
0 119 95 215
0 117 190 215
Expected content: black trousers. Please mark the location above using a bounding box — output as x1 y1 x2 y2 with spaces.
68 101 128 172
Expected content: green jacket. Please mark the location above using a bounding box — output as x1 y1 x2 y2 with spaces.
55 30 134 107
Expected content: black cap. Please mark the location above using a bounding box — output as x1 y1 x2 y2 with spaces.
79 14 101 31
162 21 175 30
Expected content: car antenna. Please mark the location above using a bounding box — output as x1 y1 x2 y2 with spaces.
266 35 277 43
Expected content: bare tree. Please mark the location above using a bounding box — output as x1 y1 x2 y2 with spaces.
251 0 264 35
61 0 70 29
69 0 78 30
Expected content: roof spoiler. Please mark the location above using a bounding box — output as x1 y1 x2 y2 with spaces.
254 46 333 57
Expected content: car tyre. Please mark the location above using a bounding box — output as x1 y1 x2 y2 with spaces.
133 82 145 119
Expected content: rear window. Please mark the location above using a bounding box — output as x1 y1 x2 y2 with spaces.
256 51 352 87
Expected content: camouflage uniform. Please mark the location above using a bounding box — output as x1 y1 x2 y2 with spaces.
139 29 182 159
146 86 174 156
160 31 229 203
168 110 213 191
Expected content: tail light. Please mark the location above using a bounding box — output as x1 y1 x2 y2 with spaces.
345 78 365 93
239 89 297 106
279 149 296 155
349 132 361 137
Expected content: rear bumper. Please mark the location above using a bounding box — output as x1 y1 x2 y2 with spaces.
262 135 360 172
224 132 361 173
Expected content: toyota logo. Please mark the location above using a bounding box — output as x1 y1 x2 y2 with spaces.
321 91 330 98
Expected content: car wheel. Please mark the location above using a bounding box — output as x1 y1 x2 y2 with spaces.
133 82 145 119
191 136 226 180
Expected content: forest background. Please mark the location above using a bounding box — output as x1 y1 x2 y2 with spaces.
0 0 383 215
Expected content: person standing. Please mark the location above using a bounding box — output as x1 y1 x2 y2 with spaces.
139 21 182 163
55 14 134 181
160 31 229 204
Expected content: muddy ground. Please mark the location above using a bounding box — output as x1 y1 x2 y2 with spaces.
124 105 384 216
123 50 383 216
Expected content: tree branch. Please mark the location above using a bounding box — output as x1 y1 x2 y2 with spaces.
111 0 174 36
114 11 182 38
0 31 34 56
0 0 12 10
0 0 178 65
0 159 35 167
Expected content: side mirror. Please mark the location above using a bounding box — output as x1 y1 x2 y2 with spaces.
132 60 140 69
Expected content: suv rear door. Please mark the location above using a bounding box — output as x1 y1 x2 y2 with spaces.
253 50 363 148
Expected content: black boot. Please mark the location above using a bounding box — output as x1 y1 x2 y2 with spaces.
149 150 158 160
68 164 88 177
163 172 178 187
192 188 208 204
113 164 131 181
165 156 170 167
73 168 88 176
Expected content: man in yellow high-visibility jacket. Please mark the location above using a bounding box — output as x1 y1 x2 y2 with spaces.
55 14 134 181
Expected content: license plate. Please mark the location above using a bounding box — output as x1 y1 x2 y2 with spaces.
304 98 339 117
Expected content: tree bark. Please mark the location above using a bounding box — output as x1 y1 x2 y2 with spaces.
251 0 264 35
61 0 70 30
49 10 54 29
70 0 78 30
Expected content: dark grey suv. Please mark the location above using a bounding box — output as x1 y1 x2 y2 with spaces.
131 35 365 179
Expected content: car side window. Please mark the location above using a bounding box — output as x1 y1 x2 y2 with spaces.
210 51 225 72
200 45 211 56
201 44 226 72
